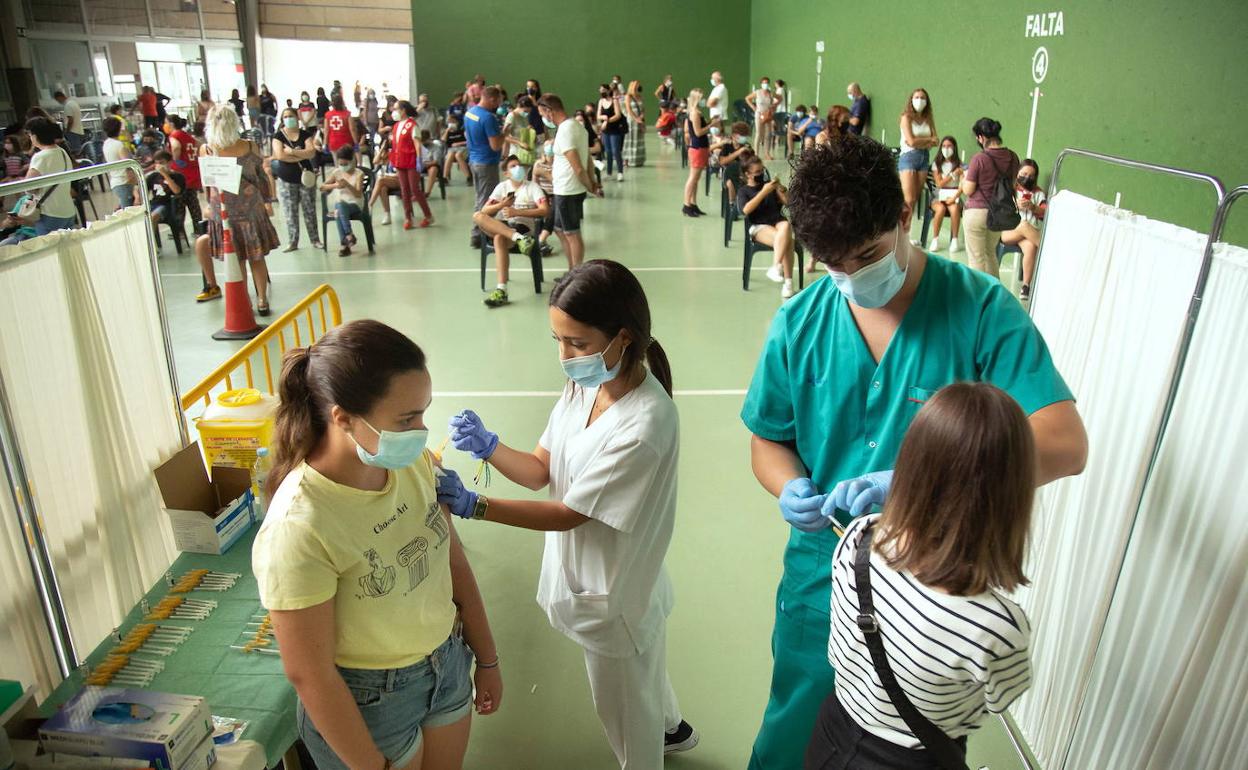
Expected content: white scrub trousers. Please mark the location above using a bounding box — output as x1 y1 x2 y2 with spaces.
582 623 682 769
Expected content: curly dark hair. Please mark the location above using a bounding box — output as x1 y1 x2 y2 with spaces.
787 136 903 266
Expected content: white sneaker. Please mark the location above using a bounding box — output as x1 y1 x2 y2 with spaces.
949 237 961 252
616 173 624 182
910 238 921 247
781 281 794 300
380 212 391 226
927 238 940 251
766 263 784 283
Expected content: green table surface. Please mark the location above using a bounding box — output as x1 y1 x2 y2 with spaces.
40 527 295 769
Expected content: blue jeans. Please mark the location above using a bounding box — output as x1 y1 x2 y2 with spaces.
335 201 362 244
0 213 78 245
113 184 135 208
897 148 930 172
603 132 625 175
297 635 473 770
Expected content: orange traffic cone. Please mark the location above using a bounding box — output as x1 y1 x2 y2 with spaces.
212 207 265 340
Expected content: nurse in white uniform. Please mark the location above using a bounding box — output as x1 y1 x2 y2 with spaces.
436 259 698 769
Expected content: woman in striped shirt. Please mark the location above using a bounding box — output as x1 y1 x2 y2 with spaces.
809 382 1034 769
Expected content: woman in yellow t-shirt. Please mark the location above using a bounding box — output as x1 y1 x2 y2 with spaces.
253 320 500 770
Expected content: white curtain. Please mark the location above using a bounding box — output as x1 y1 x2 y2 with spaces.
1063 241 1248 769
0 209 182 696
1010 191 1208 767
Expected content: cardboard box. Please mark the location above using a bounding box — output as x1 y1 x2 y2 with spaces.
177 734 217 770
155 442 256 555
39 688 212 770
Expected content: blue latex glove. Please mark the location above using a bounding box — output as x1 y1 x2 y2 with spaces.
826 470 894 521
449 410 499 460
436 468 478 520
779 477 831 532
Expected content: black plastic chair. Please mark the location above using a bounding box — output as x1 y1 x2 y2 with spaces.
741 214 805 292
321 168 376 253
997 241 1025 282
478 229 544 294
722 182 739 247
151 193 188 255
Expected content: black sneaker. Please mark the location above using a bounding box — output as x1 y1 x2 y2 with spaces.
470 235 482 250
693 205 708 216
682 205 699 218
483 288 509 308
1020 283 1031 301
664 721 699 754
539 242 553 257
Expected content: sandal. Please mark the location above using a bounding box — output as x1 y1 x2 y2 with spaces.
256 301 271 317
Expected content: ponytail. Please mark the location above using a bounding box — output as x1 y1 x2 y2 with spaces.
267 347 324 496
264 320 427 497
644 337 673 397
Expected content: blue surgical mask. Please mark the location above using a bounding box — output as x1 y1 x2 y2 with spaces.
508 165 526 182
561 335 626 388
543 117 556 129
829 228 908 309
352 418 429 470
496 106 507 116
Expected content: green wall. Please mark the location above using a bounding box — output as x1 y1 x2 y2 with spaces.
749 0 1248 239
412 0 750 131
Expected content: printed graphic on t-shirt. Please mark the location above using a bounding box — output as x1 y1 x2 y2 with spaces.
355 500 448 599
358 548 396 598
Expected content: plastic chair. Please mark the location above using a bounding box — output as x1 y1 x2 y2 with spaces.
321 168 376 253
478 228 544 294
997 241 1024 282
151 193 188 255
722 181 739 247
741 215 805 291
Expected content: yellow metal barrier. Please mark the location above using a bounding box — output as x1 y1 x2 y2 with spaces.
180 284 343 413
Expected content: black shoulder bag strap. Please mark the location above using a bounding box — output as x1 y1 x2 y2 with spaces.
855 523 969 770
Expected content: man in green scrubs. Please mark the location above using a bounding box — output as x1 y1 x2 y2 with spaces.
741 137 1088 769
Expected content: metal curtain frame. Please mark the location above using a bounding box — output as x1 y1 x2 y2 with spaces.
1016 148 1226 770
0 159 188 678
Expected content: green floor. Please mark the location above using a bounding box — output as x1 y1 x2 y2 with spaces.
157 146 1031 769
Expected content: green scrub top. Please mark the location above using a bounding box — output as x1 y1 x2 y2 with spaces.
741 255 1073 615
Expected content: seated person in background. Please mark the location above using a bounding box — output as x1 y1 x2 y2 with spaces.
418 130 441 197
801 106 824 150
787 104 808 155
808 382 1034 770
319 145 366 257
929 135 964 253
2 133 30 183
368 145 399 226
713 122 754 203
471 154 550 309
737 157 796 301
531 140 557 256
816 105 851 146
146 150 185 226
441 114 469 185
134 130 160 169
1000 158 1047 300
655 101 678 143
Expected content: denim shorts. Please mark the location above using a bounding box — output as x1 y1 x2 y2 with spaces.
298 635 473 770
897 149 930 172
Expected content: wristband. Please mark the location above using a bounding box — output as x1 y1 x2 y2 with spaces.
476 657 500 669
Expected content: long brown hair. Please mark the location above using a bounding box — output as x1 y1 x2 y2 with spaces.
875 382 1035 595
267 320 427 495
824 105 850 140
549 260 673 397
901 87 933 124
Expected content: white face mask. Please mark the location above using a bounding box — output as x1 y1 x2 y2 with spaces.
941 146 954 159
391 110 402 122
912 97 927 112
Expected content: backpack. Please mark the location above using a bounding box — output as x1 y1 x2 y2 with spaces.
986 151 1021 231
